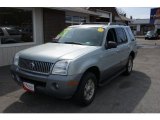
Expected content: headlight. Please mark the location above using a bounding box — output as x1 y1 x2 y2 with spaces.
52 60 71 75
13 53 20 66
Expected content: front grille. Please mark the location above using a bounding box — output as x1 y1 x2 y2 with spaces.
18 58 53 74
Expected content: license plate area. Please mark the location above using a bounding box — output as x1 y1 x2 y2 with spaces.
20 76 46 88
23 82 35 92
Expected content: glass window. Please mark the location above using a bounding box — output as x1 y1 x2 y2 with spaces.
126 27 135 40
0 28 4 36
115 28 127 44
65 15 87 24
0 8 33 44
72 16 80 23
106 28 117 43
80 17 86 23
66 15 72 22
56 27 105 46
6 27 21 35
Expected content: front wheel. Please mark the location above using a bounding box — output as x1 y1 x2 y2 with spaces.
74 72 97 106
124 56 133 75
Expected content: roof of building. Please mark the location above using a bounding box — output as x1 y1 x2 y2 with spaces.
119 15 131 21
53 7 99 16
131 19 150 24
52 7 131 22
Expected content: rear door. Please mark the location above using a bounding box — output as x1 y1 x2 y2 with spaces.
126 27 137 53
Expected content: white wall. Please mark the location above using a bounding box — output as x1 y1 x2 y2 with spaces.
0 8 44 66
136 24 141 32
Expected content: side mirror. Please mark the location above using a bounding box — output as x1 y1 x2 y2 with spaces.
105 41 117 49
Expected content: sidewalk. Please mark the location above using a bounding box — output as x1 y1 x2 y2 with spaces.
135 35 145 38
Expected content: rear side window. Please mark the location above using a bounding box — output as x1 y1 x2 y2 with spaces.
115 28 128 44
126 27 135 41
0 28 4 36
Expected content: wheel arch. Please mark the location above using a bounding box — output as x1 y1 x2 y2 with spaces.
130 51 135 59
81 66 100 84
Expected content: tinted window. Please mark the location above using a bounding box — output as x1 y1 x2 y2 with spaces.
115 28 127 44
0 28 4 36
0 8 33 44
6 27 21 35
65 15 87 25
106 28 117 43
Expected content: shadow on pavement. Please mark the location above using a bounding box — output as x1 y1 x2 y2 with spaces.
3 70 151 113
0 66 21 96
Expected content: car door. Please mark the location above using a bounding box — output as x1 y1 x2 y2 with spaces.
115 27 130 69
100 28 121 81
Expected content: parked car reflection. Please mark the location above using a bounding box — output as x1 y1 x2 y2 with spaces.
0 26 33 44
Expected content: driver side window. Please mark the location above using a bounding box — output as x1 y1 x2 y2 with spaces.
106 28 117 44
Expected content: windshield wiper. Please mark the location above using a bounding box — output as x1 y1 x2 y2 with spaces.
63 42 82 45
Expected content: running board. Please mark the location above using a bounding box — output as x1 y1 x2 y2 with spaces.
99 68 126 87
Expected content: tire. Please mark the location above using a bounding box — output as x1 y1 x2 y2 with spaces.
74 72 97 106
124 55 133 75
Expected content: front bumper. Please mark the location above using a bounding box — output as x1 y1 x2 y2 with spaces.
10 65 82 99
145 35 155 39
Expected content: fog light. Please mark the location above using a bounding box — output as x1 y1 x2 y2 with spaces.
15 75 21 82
11 74 15 79
53 83 59 89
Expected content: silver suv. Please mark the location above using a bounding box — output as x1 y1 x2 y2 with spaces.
11 23 137 106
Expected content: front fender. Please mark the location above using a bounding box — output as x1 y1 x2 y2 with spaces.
68 57 99 76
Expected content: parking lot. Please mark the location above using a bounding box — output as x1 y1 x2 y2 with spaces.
0 38 160 113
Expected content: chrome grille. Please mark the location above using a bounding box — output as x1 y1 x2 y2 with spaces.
18 58 53 74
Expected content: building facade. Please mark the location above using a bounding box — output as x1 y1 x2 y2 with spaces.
0 7 130 66
129 19 155 35
150 7 160 35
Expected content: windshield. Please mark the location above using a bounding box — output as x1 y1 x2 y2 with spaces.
55 27 105 46
147 31 154 34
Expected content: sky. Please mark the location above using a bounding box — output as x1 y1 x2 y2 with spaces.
118 7 152 19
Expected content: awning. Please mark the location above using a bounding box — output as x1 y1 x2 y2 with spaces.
52 7 99 16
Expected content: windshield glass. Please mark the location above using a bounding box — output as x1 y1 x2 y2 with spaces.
55 27 105 46
147 31 154 34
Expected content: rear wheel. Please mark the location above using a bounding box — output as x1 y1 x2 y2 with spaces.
124 55 133 75
74 72 97 106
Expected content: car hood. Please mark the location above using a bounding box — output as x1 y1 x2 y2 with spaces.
19 43 100 63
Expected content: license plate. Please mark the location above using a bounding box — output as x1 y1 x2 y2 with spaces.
23 82 35 92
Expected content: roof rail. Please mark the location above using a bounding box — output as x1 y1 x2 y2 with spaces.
80 22 127 26
80 22 108 25
108 22 127 26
